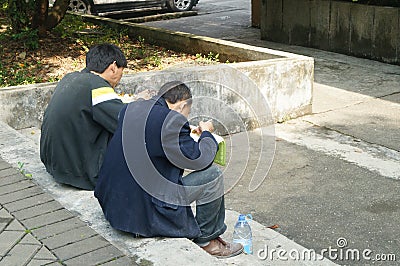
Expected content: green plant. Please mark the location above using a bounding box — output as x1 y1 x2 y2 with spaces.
17 162 32 178
195 52 220 64
11 27 39 50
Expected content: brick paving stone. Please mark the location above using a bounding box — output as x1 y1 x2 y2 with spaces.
0 174 25 187
32 217 86 240
42 225 98 250
33 246 58 260
20 233 41 245
26 246 59 266
0 231 25 256
0 168 18 178
5 219 25 231
4 193 52 212
0 243 41 266
0 208 14 219
13 200 63 221
0 209 14 232
63 244 126 265
100 256 138 265
22 209 75 230
0 218 12 233
0 186 44 204
52 235 111 261
0 179 35 196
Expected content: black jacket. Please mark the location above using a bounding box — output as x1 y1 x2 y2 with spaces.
40 69 124 190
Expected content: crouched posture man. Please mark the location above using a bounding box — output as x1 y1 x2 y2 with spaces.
40 43 127 190
94 81 243 258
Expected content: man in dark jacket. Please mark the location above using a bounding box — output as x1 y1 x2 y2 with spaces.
94 81 243 258
40 43 127 190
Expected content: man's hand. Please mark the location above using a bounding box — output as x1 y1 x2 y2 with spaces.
198 120 214 133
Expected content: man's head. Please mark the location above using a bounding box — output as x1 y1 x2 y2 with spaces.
86 43 128 88
158 81 192 118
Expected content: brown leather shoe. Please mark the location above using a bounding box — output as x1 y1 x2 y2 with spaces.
201 237 243 258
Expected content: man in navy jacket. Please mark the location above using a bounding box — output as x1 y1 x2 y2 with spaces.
95 81 243 258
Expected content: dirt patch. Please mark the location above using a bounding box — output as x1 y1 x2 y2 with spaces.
0 13 217 87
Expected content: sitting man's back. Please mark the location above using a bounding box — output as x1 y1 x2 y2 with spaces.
40 43 127 190
95 81 243 258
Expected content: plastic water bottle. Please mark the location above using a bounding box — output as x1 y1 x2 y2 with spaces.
232 214 253 254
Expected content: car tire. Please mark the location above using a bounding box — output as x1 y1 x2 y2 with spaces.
166 0 195 12
68 0 94 14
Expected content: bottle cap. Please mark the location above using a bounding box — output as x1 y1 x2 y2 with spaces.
238 214 246 221
238 214 253 222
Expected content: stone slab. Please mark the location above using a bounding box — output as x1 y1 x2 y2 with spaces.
5 219 25 231
0 186 44 204
0 230 25 256
42 225 99 249
0 168 19 179
372 7 399 63
283 0 310 46
0 243 41 265
0 218 12 233
52 235 111 261
12 200 63 221
63 244 126 265
20 233 41 245
309 0 330 50
349 4 374 58
22 209 76 230
33 246 58 260
31 217 87 240
0 208 13 219
4 193 53 212
0 179 35 196
0 174 25 187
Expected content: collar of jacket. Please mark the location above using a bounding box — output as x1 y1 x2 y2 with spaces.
150 96 169 108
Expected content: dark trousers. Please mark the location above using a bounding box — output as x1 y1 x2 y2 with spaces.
182 165 227 244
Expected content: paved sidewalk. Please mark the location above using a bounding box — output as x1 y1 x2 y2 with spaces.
0 158 134 265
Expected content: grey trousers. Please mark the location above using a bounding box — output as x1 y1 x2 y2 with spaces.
182 165 227 244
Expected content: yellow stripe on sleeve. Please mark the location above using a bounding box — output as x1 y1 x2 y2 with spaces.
92 87 120 106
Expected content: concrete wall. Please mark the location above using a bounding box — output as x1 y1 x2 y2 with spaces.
0 58 313 134
0 14 313 134
260 0 400 64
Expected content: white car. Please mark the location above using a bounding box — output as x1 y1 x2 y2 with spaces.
57 0 199 16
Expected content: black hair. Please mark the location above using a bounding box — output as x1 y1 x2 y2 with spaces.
85 43 128 73
157 81 192 104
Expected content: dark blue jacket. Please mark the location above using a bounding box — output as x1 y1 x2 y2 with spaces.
94 97 218 238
